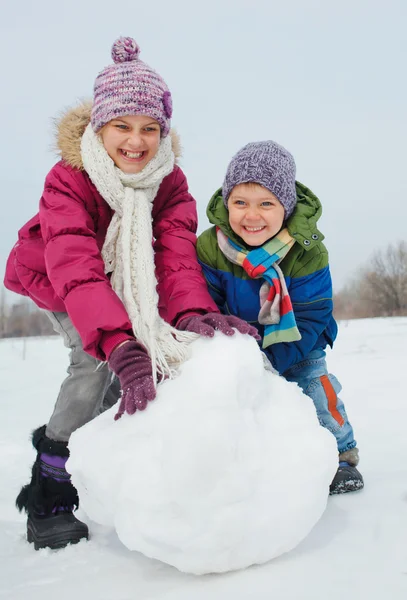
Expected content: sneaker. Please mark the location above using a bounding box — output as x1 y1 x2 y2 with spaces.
329 461 364 494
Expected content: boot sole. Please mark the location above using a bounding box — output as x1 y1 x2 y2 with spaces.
330 479 364 495
27 522 88 550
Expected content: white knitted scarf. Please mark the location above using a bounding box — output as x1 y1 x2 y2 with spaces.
81 124 197 382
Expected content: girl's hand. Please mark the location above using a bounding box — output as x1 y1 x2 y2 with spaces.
108 340 156 419
177 312 260 340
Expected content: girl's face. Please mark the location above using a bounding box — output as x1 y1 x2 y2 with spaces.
100 115 161 173
228 183 285 246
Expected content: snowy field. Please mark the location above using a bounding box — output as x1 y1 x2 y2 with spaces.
1 317 406 599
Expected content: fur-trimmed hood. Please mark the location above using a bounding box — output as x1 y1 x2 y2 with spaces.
54 102 182 170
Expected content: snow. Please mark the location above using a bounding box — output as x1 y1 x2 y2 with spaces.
67 333 337 574
1 317 407 598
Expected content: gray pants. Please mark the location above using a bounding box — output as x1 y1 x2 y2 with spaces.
45 312 121 442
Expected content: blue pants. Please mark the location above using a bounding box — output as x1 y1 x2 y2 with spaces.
283 349 357 454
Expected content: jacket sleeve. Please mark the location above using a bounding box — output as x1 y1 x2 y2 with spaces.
40 163 132 360
196 228 227 310
153 167 219 325
265 252 335 374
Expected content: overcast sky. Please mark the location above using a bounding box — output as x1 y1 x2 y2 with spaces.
1 0 406 298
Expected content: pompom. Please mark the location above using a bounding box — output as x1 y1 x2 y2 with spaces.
111 37 140 63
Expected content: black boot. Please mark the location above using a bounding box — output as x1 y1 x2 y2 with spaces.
329 447 364 495
16 425 89 550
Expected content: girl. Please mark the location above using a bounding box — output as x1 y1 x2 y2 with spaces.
4 37 257 550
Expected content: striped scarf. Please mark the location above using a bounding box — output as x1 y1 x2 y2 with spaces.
216 227 301 348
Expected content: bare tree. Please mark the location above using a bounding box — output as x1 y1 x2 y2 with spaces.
1 296 56 339
334 241 407 320
360 241 407 316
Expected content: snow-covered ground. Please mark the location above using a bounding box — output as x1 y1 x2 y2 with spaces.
1 317 406 599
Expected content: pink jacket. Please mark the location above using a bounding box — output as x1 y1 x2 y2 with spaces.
4 104 218 359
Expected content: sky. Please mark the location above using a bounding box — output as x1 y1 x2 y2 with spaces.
1 0 406 297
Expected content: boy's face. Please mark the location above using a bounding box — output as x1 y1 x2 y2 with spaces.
228 183 285 246
100 114 161 173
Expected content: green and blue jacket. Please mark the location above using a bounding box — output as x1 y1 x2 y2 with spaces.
196 182 338 374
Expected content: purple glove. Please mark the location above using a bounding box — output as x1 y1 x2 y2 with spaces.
108 340 156 419
177 312 261 340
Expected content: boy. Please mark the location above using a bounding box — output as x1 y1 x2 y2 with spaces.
197 141 364 494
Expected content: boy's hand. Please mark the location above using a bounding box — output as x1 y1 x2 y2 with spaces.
177 312 260 340
108 340 156 419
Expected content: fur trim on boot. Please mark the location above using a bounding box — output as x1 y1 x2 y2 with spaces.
31 425 70 457
16 426 78 515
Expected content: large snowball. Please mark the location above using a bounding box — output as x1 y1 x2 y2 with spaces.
68 333 338 574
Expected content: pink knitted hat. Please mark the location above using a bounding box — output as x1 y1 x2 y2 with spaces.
91 37 173 136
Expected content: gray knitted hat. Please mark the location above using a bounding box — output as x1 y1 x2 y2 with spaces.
222 141 297 218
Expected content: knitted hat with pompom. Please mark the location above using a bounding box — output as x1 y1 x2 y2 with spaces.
91 37 173 136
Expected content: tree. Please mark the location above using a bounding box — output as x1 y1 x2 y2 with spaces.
360 241 407 316
0 294 56 339
334 241 407 320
